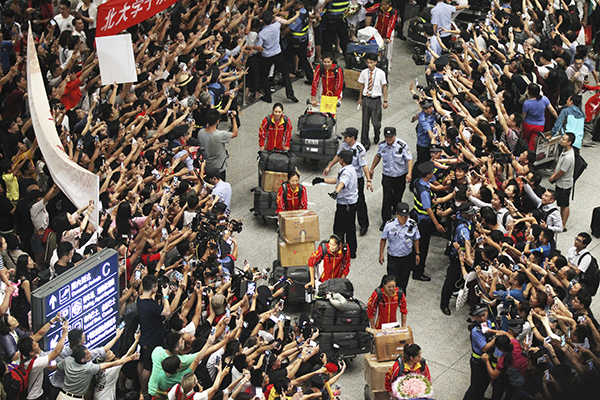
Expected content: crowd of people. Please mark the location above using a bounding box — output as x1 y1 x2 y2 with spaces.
0 0 600 400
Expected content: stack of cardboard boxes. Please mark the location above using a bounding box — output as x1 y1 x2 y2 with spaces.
364 327 414 400
272 210 320 304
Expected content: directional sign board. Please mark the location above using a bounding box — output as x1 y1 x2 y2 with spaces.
31 249 119 352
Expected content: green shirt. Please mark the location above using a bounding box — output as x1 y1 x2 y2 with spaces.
156 367 193 394
148 347 197 396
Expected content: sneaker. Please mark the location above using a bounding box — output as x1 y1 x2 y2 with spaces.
260 96 272 103
413 274 431 282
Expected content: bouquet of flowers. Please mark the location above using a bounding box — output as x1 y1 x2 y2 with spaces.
343 2 361 20
391 373 434 399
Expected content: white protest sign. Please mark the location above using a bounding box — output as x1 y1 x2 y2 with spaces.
95 33 138 86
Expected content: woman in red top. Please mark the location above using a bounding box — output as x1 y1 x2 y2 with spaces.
276 171 308 214
367 275 407 329
385 343 431 392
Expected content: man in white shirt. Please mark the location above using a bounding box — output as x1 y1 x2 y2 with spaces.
29 185 60 264
19 319 69 400
357 53 388 150
567 232 593 279
54 0 75 33
430 0 470 47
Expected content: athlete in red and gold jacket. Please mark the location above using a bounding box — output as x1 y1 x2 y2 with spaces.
366 0 399 40
310 53 344 106
367 275 407 329
276 171 308 213
259 103 292 151
305 235 351 289
385 343 431 392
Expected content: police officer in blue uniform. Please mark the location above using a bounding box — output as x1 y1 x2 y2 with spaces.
283 0 313 83
416 99 438 166
464 303 503 400
325 128 372 236
379 202 421 294
313 150 359 258
370 127 413 231
440 202 476 316
412 160 445 281
322 0 350 55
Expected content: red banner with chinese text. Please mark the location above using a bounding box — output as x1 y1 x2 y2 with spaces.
96 0 177 37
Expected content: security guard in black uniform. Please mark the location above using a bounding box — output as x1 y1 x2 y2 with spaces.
283 0 313 83
463 303 503 400
322 0 350 55
412 161 445 281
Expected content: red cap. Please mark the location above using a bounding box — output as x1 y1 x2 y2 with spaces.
325 363 339 373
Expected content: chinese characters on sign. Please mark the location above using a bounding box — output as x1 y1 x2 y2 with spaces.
97 0 178 37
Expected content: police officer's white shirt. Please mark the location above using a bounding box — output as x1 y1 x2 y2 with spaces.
376 139 412 177
358 67 387 98
336 165 359 205
338 141 367 178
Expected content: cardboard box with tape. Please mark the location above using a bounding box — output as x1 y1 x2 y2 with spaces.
367 326 414 362
363 354 395 392
364 384 391 400
277 236 315 267
261 171 288 192
278 210 320 244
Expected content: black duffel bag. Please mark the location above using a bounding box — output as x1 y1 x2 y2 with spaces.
258 150 297 173
297 111 335 139
317 278 354 299
311 298 369 332
318 331 372 356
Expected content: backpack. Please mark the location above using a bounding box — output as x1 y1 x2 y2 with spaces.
315 240 348 265
281 182 303 205
4 357 36 400
374 286 404 309
579 253 600 296
518 74 540 104
571 152 588 200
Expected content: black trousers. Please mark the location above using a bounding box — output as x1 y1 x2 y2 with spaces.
441 254 463 307
381 174 407 223
416 145 431 167
246 53 261 93
463 358 491 400
334 202 357 257
357 176 369 229
322 15 350 55
387 253 414 294
392 0 407 29
284 39 314 82
414 217 434 278
259 52 294 102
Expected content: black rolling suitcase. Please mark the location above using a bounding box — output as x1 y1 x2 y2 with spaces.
290 134 339 162
271 260 310 304
318 331 372 356
251 187 278 216
311 298 369 332
592 207 600 238
297 111 335 139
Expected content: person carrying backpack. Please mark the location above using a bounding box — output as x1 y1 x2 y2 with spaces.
276 171 308 214
8 319 68 400
567 232 600 295
384 343 431 393
305 234 351 290
366 275 407 329
258 103 293 151
310 52 344 107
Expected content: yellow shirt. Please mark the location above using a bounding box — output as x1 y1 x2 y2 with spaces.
3 173 19 201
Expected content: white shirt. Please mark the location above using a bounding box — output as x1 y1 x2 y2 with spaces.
30 199 49 232
179 321 196 335
358 67 387 98
54 14 75 32
167 385 208 400
567 247 591 274
93 365 123 400
25 355 49 400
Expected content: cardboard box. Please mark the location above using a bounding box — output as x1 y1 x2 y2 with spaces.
278 237 315 267
369 326 414 362
364 354 395 392
278 210 320 244
344 69 362 90
365 384 392 400
261 171 288 192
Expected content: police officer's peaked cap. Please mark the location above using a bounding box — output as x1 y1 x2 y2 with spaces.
396 202 410 216
430 144 443 153
383 127 396 137
506 319 524 334
417 161 435 175
434 56 449 67
338 149 354 160
469 303 488 316
420 99 434 108
342 127 359 138
457 201 476 215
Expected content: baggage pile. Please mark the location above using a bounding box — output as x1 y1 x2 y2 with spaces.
291 108 338 164
251 150 297 218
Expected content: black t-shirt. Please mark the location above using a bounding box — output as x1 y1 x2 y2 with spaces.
137 298 165 347
55 261 74 276
0 195 14 231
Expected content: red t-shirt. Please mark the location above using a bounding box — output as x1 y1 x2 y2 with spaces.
60 72 83 111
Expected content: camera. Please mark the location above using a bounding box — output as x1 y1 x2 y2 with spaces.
413 46 426 66
492 152 512 164
230 219 243 233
